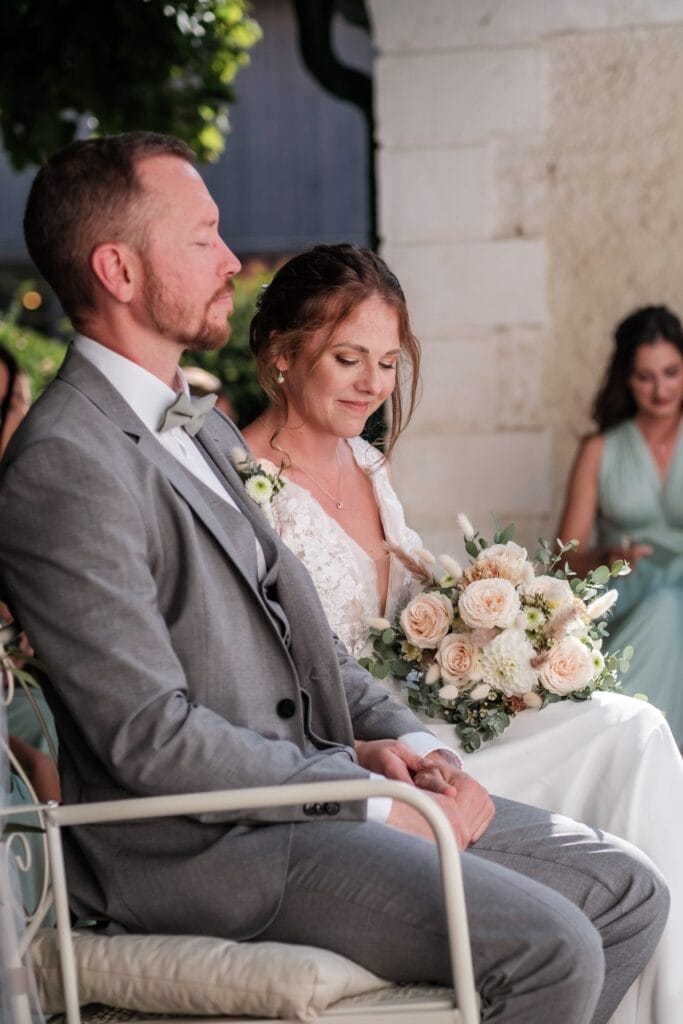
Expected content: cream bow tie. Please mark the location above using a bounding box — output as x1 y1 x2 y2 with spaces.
159 391 217 437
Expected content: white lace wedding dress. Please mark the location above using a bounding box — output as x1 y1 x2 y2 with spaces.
272 436 683 1024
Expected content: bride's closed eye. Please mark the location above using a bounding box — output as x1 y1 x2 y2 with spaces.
334 355 397 371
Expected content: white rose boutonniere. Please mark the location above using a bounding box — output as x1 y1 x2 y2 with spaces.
231 446 285 528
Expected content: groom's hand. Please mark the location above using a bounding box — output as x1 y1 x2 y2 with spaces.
412 750 495 846
386 788 487 850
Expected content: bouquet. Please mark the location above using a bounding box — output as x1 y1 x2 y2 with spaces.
360 516 633 753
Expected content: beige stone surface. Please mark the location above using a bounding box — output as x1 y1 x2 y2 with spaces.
546 23 683 521
368 0 683 51
413 330 545 434
393 431 552 531
377 146 491 243
375 48 541 147
370 1 683 547
383 240 546 336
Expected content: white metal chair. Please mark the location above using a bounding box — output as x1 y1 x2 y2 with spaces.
1 625 479 1024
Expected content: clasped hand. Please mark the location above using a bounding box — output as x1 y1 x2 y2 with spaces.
354 739 494 850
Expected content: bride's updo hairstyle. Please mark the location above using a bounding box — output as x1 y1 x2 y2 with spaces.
249 243 421 457
592 304 683 431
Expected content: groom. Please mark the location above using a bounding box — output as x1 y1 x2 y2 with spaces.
0 132 668 1023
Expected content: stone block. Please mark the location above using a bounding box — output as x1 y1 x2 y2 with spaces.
392 431 552 538
411 328 544 434
377 145 490 243
368 0 683 53
491 134 547 240
375 49 541 147
383 240 546 334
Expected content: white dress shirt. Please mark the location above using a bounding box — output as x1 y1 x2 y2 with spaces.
74 335 454 822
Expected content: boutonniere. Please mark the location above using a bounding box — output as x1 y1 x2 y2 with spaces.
231 446 285 527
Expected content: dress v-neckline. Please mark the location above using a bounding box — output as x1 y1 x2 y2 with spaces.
283 438 394 616
630 419 683 492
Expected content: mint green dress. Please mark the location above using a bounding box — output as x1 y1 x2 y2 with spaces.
598 419 683 744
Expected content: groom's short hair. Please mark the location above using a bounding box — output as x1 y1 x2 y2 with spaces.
23 131 194 327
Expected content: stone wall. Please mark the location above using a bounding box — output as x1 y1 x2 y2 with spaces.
368 0 683 556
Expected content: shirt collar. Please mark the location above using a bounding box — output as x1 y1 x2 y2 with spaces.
73 334 187 435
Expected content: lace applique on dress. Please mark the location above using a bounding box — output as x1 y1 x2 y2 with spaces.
272 437 423 658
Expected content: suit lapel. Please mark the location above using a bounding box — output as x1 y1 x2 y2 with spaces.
196 421 282 572
56 347 274 606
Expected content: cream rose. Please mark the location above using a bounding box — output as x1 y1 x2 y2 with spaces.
400 592 454 649
436 633 481 687
458 578 520 630
540 636 594 695
524 575 574 614
475 541 529 586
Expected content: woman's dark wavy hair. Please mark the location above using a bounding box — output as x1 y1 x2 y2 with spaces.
592 304 683 431
249 243 421 458
0 345 19 429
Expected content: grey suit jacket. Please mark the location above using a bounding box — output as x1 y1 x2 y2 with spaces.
0 347 429 939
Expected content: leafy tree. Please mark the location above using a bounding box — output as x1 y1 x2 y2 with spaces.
0 0 261 170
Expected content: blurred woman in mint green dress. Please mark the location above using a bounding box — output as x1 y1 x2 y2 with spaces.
559 305 683 746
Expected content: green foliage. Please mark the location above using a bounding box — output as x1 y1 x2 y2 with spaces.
181 262 273 427
0 264 271 423
0 1 262 170
0 297 67 400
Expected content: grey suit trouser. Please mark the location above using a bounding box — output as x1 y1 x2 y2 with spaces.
257 797 669 1024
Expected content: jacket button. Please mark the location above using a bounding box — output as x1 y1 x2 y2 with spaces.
303 803 316 816
276 698 296 719
324 802 340 815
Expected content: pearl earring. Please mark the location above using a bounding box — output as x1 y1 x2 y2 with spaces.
276 370 285 384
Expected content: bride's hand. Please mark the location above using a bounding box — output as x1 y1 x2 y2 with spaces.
354 738 423 784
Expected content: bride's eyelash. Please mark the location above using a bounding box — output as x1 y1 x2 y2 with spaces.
335 355 398 370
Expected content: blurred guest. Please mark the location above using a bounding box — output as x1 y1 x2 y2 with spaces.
0 346 30 457
558 304 683 745
184 363 237 422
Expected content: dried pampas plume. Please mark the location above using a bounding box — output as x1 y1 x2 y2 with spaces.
384 542 432 582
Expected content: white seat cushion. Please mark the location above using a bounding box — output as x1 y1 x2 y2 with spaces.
31 929 392 1022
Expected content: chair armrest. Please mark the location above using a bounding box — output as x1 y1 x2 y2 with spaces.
38 781 477 1024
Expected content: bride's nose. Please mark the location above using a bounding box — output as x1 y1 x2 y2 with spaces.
356 365 383 395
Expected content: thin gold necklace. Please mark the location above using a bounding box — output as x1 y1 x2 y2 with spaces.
292 443 344 510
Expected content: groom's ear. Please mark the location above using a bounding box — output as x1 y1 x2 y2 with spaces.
90 242 138 304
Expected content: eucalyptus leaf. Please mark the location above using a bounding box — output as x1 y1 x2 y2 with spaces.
370 661 391 680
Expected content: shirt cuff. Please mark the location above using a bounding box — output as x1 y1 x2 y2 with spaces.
366 771 392 824
398 730 463 769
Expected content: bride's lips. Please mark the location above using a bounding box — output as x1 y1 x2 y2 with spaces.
339 400 371 412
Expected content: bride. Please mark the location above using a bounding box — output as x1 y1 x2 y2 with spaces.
242 243 682 1024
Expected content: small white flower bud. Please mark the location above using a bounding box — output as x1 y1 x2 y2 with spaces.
425 662 441 685
585 589 619 620
416 547 436 565
366 616 392 631
457 513 475 540
439 555 463 579
523 691 543 709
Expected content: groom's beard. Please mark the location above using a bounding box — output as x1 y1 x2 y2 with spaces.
142 267 232 352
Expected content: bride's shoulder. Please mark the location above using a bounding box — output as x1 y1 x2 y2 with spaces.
347 435 387 472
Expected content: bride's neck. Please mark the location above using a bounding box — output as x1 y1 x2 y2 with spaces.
257 409 343 467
